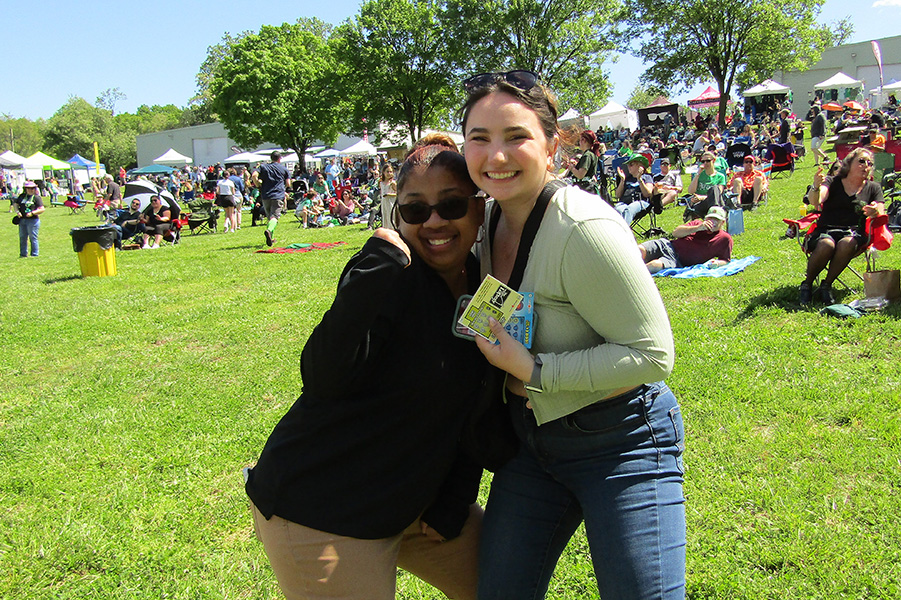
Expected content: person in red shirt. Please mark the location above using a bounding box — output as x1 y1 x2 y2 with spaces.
728 155 767 207
639 206 733 273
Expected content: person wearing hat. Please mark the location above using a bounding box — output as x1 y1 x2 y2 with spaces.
13 181 45 257
728 155 768 208
614 154 654 223
778 108 791 144
638 206 733 273
653 158 683 208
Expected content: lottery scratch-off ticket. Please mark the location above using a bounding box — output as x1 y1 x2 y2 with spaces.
457 275 523 343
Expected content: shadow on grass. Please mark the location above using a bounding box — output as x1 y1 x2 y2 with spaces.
736 284 901 322
44 275 83 285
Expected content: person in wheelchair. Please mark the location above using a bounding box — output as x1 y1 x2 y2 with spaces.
613 154 654 223
798 148 886 305
728 155 767 208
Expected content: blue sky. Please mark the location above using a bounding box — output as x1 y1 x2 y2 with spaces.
2 0 899 123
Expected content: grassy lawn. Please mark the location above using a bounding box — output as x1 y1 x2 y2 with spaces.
1 155 900 599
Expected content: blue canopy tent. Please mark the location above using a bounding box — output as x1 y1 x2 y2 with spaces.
67 153 106 188
130 164 176 175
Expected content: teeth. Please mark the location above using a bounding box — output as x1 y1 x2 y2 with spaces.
487 171 516 180
427 238 452 246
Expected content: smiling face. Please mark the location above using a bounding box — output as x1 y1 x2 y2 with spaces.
396 164 484 279
463 91 556 206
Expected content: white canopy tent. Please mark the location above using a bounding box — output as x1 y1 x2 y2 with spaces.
0 150 27 168
558 108 584 129
814 72 863 89
742 79 791 98
588 101 638 132
223 151 269 166
338 140 379 156
23 151 72 180
152 148 193 166
314 148 341 159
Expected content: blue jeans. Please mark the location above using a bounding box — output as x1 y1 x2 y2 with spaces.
615 200 650 223
19 218 39 257
478 382 685 600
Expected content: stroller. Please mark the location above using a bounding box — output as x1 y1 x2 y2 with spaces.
763 143 796 178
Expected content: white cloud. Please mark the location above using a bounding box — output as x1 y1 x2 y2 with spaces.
873 0 901 6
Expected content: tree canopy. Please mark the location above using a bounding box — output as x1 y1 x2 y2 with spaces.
625 0 832 127
444 0 619 114
209 19 345 160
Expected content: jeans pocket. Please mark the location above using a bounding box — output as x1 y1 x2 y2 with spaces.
668 405 685 475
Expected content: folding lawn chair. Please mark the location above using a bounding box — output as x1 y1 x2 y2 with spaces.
186 198 219 234
763 143 796 178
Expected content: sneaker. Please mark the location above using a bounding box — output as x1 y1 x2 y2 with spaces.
150 244 160 249
820 285 836 305
264 229 274 247
142 243 150 250
798 282 812 305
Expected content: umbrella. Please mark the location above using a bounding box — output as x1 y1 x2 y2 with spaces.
124 180 169 211
843 100 863 112
821 102 843 112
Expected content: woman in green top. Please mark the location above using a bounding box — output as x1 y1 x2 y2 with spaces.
565 130 600 195
685 150 726 220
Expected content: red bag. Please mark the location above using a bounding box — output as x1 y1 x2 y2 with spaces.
866 214 894 251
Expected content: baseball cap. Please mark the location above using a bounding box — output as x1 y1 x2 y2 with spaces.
627 155 649 169
706 206 727 221
660 158 671 165
23 180 38 188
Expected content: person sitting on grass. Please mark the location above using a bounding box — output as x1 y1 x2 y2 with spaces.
639 206 733 273
799 147 885 305
728 155 768 208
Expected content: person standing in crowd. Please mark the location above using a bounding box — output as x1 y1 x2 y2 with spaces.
252 151 290 247
378 164 398 230
460 70 684 600
104 174 122 212
809 105 828 167
228 167 246 230
245 137 487 600
215 171 238 233
13 181 45 257
778 108 791 145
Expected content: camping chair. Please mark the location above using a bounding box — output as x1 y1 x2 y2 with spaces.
64 195 87 214
725 143 752 172
658 146 684 170
763 143 796 178
159 196 183 245
630 193 666 239
607 156 631 202
186 197 219 234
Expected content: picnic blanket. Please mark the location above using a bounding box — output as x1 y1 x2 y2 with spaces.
256 241 348 254
653 256 762 278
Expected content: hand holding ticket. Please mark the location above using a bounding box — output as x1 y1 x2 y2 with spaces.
457 275 524 344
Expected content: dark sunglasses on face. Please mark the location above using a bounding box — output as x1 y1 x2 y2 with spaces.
857 158 874 167
701 159 713 163
397 195 476 225
463 70 538 94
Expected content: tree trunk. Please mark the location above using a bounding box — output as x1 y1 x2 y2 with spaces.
716 78 728 130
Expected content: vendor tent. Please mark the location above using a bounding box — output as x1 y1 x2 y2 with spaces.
742 79 790 98
152 148 193 166
223 151 268 166
814 72 862 90
131 164 175 175
0 150 27 168
339 140 378 156
637 101 679 130
688 86 724 109
23 151 72 180
588 101 638 132
558 108 584 129
314 148 341 158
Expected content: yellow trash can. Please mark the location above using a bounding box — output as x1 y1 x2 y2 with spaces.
70 225 118 277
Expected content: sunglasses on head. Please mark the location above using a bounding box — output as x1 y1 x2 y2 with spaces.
397 195 477 225
857 158 874 167
463 70 538 94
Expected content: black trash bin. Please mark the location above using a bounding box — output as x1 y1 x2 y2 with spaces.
70 225 117 277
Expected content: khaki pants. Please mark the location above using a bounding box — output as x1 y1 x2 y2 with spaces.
251 503 482 600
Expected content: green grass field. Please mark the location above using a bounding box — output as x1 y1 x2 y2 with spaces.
1 156 900 599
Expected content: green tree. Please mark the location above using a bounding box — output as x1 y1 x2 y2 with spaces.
209 19 344 159
828 17 854 46
43 97 111 162
443 0 620 114
626 84 670 111
96 87 127 115
0 115 44 156
625 0 832 127
333 0 462 146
